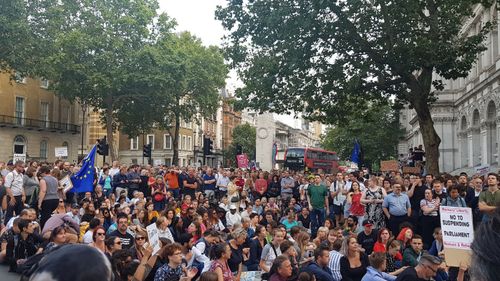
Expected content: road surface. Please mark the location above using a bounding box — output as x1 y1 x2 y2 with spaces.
0 264 21 281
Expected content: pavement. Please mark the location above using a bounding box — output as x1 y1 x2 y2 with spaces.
0 264 21 281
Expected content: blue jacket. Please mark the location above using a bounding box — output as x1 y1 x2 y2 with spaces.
428 240 443 257
361 266 396 281
302 261 335 281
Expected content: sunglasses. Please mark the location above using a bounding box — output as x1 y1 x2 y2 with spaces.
136 237 145 241
97 232 106 236
115 241 122 245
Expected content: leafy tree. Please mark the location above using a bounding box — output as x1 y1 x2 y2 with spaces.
216 0 496 175
34 0 174 160
139 32 228 165
321 104 404 169
224 123 256 166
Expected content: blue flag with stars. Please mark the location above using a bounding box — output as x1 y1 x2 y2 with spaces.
71 145 96 193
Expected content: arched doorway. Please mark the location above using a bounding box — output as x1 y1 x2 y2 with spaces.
487 101 497 164
13 135 26 155
472 109 481 166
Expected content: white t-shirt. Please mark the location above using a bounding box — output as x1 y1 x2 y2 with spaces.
261 243 282 271
83 230 94 244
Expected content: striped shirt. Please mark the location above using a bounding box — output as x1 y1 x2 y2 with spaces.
328 250 343 281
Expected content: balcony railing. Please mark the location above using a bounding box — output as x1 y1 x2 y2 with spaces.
0 115 80 134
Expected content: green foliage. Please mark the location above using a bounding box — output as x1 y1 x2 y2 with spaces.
224 123 256 166
321 104 404 168
216 0 496 174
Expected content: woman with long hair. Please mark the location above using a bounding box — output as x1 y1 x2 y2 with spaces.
105 236 122 258
384 238 405 275
208 208 225 232
396 227 413 251
209 243 234 281
187 214 206 243
130 229 149 261
90 226 107 254
339 236 369 281
169 216 184 242
361 177 386 229
151 176 167 211
347 181 365 230
372 227 391 253
295 231 312 265
248 225 267 271
267 175 281 198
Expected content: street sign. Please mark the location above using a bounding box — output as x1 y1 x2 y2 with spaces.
13 154 26 163
55 147 68 157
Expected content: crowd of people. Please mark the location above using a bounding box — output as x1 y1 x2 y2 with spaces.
0 159 499 281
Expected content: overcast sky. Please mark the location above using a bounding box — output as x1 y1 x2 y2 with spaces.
158 0 227 47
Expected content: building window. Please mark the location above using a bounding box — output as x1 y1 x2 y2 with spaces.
165 158 171 166
163 134 172 150
13 135 26 154
40 79 49 89
15 97 25 125
130 137 139 150
131 159 138 164
187 136 192 150
182 136 186 150
40 140 48 159
40 102 49 128
147 134 155 150
179 135 182 150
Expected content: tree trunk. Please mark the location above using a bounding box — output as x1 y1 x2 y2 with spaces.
411 93 441 175
104 95 117 161
172 112 180 166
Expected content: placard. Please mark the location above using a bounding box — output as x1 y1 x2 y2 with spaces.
154 159 163 167
380 160 399 172
236 154 249 168
13 154 26 163
402 166 421 175
440 206 474 267
474 165 490 176
55 147 68 157
146 223 161 255
59 175 73 193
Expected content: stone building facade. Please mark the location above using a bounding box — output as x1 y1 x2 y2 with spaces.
400 5 500 173
0 73 81 163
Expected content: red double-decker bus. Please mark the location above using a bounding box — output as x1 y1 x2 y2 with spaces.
284 147 340 173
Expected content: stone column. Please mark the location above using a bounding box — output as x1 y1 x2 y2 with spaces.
468 129 474 167
481 122 489 166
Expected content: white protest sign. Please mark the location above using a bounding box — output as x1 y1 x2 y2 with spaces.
154 159 163 167
146 223 161 255
55 147 68 157
13 154 26 163
440 206 474 266
59 175 73 193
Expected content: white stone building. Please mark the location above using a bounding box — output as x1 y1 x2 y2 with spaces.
400 5 500 173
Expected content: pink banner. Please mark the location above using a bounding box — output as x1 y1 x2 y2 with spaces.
236 154 249 168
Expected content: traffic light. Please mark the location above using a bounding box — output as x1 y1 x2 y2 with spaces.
236 144 242 155
203 137 214 155
143 143 152 158
97 137 109 156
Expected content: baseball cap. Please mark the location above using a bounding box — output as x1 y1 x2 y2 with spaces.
363 219 374 227
71 203 80 209
230 204 237 210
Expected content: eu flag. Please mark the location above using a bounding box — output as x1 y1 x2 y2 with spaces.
351 139 361 165
71 145 96 193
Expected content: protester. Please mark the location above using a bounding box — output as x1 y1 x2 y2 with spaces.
339 236 369 281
